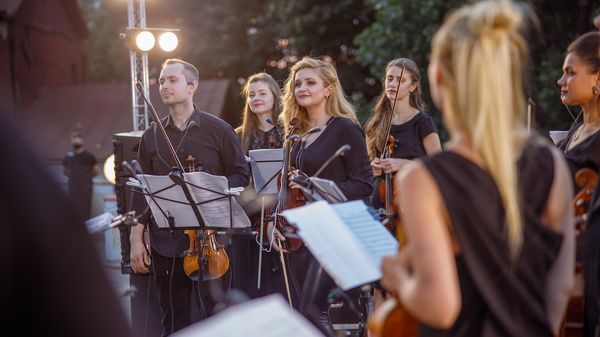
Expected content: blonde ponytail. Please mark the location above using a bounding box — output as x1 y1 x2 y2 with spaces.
431 0 529 256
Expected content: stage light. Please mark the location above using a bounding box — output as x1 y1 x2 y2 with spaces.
135 30 155 52
158 32 178 52
103 154 116 185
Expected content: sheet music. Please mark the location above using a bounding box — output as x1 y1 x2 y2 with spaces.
137 171 251 229
282 200 398 290
173 294 324 337
331 201 398 261
248 148 283 195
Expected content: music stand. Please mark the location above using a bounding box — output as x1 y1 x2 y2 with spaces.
132 171 251 232
308 177 347 204
249 148 283 195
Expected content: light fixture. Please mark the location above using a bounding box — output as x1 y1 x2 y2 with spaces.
158 32 178 52
103 154 116 185
121 28 180 53
135 30 155 52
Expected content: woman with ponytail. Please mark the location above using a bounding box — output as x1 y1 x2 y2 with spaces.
379 1 575 336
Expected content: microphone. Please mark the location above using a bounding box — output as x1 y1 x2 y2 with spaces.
84 211 138 234
313 144 351 178
131 159 143 175
266 118 275 126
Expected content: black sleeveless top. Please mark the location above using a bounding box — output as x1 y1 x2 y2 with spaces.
420 140 563 337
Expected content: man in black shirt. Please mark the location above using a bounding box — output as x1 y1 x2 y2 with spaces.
62 132 98 219
130 58 249 336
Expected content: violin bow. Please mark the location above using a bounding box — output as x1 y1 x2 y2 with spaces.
380 60 406 160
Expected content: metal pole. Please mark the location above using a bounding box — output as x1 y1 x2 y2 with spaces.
127 0 149 132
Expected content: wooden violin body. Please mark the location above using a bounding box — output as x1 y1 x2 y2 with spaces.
559 168 598 337
182 155 230 281
368 298 419 337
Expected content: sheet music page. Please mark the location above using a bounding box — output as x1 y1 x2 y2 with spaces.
173 294 324 337
282 200 388 290
331 200 398 264
248 148 283 195
137 172 250 229
185 172 251 229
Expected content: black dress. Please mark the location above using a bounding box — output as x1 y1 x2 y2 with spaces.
420 140 562 337
231 126 286 300
371 112 438 209
558 126 600 337
289 117 373 335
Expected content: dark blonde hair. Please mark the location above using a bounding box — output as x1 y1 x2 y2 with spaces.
430 0 530 255
365 58 424 159
161 58 199 83
282 57 358 131
235 72 282 153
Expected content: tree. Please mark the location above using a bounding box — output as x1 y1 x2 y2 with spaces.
260 0 380 121
354 0 600 137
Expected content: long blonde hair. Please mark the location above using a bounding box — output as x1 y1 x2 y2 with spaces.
282 57 358 131
365 58 425 159
430 0 529 256
236 72 282 153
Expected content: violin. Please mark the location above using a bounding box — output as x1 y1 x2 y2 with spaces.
559 168 598 337
274 117 305 251
181 155 230 281
378 134 400 239
368 297 419 337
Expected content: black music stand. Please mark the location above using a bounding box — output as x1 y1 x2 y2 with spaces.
130 171 251 232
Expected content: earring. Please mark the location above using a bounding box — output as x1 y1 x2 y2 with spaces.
593 86 600 95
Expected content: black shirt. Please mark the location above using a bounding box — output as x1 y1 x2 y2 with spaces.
290 117 373 201
244 126 285 153
62 150 97 187
557 126 600 188
376 112 438 159
420 140 561 337
372 112 438 208
133 108 249 257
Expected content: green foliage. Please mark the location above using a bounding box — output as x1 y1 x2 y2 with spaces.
79 0 600 132
78 0 129 82
354 0 600 137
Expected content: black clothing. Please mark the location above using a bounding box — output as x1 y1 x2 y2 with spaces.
372 111 438 209
133 109 249 257
290 117 373 200
289 117 373 336
131 108 249 336
0 119 131 337
378 112 438 160
558 126 600 337
244 126 284 152
419 140 562 337
62 149 97 218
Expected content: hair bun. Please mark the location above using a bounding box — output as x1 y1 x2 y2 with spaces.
468 0 522 38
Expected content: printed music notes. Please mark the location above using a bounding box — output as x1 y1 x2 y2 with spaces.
282 200 398 290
